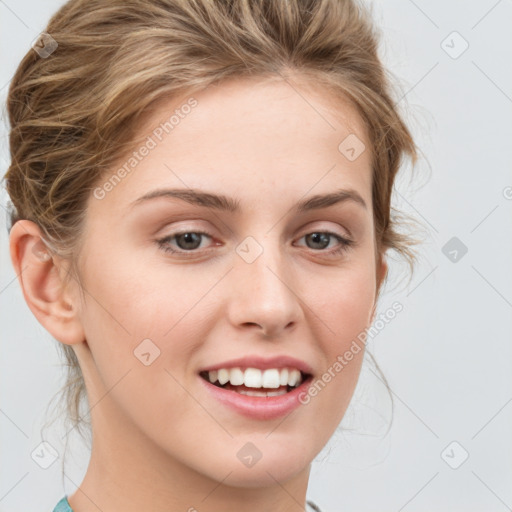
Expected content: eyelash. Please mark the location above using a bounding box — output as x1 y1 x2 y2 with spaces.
156 230 355 258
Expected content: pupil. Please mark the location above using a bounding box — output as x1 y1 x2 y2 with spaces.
307 232 329 249
177 232 201 250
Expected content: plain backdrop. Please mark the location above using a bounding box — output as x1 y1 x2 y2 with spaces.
1 1 511 511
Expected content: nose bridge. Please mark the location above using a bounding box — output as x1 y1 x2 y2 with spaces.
227 233 302 336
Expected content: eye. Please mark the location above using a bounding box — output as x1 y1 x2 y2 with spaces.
295 231 354 257
156 231 215 255
156 230 355 258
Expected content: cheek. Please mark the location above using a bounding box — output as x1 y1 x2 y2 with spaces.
313 262 376 346
304 264 375 420
78 243 199 338
76 250 211 388
74 265 224 471
76 264 203 435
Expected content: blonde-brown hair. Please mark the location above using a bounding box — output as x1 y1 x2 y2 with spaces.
4 0 423 453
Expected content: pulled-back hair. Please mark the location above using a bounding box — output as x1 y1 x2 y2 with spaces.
4 0 423 453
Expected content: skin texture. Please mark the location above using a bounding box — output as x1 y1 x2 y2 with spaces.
10 76 387 512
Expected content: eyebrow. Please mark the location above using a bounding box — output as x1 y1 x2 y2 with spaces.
129 187 367 213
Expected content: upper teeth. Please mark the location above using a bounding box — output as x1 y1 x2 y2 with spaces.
207 367 303 388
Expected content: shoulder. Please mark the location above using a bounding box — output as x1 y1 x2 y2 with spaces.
51 496 73 512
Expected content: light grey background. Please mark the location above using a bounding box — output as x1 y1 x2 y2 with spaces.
1 1 511 511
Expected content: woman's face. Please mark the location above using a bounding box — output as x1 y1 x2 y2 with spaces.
71 76 385 486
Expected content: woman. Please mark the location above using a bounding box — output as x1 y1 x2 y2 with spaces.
5 0 419 510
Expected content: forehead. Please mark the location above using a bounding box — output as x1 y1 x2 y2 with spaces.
89 75 373 218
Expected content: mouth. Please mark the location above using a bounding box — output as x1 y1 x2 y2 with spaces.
199 367 312 397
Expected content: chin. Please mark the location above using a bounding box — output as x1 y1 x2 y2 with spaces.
199 442 314 488
216 462 309 489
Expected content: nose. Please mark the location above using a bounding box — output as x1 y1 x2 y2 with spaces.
225 238 303 339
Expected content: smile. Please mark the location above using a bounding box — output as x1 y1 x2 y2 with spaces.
198 366 313 420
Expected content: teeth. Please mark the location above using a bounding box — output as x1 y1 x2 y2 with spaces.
217 368 230 385
205 367 305 389
266 389 288 396
244 368 262 388
229 367 245 386
237 388 288 397
288 369 301 387
261 369 280 388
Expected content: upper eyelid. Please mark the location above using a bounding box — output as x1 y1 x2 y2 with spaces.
157 218 353 237
159 226 350 239
160 210 355 233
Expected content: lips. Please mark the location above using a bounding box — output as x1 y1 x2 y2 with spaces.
199 371 313 420
198 355 313 393
197 355 314 419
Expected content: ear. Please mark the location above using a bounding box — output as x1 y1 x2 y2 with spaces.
370 253 388 324
376 253 388 296
9 220 85 346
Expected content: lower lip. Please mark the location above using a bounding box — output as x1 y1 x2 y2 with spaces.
199 375 313 420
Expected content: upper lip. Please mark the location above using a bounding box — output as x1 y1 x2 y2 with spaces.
198 355 314 375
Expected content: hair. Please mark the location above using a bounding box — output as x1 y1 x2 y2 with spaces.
3 0 426 469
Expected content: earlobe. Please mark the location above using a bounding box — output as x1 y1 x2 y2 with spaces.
370 254 388 324
378 256 388 290
9 220 85 346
